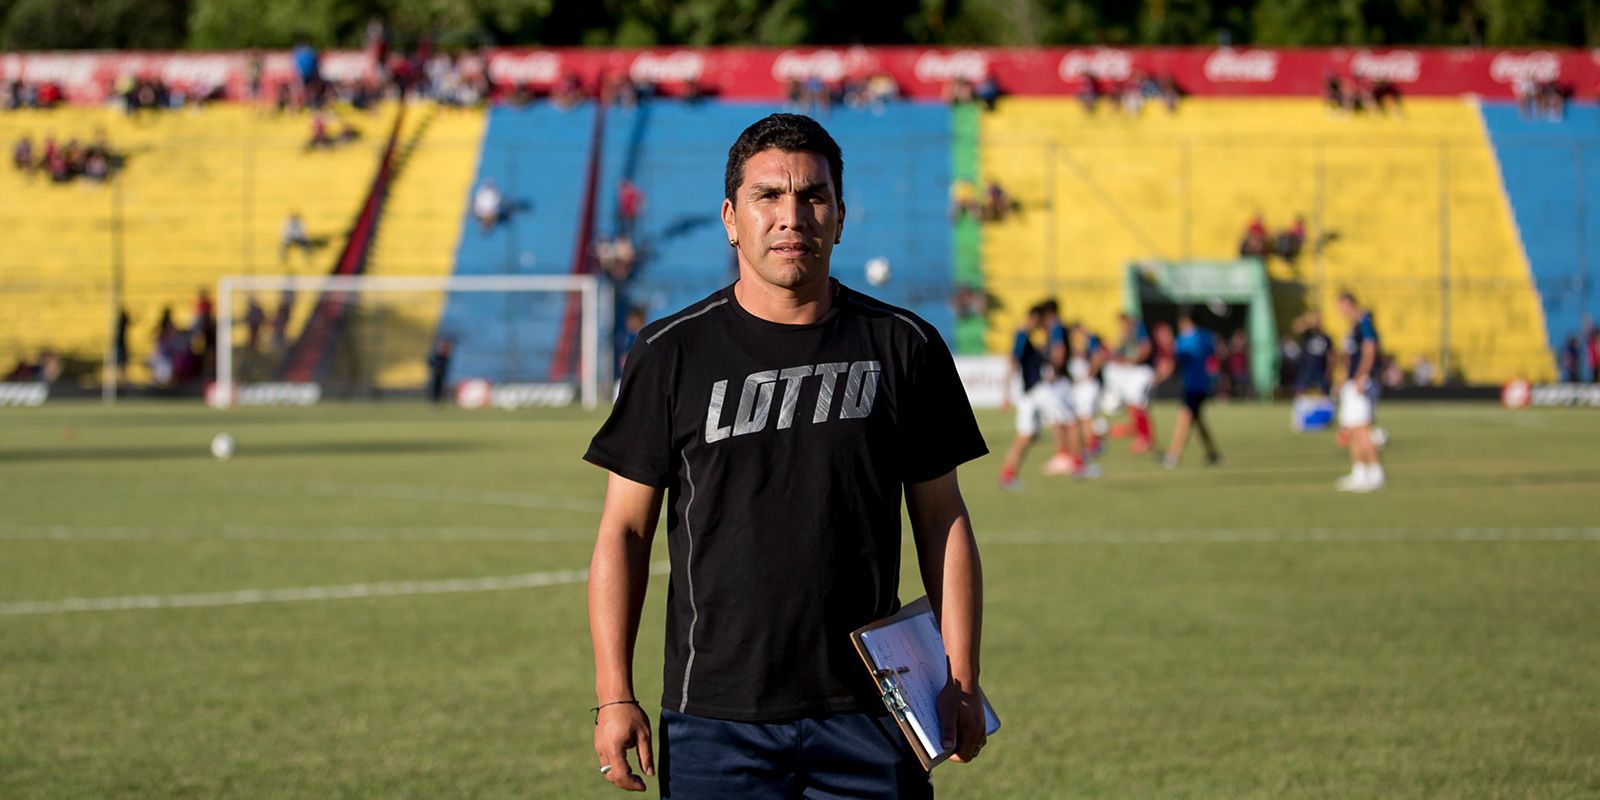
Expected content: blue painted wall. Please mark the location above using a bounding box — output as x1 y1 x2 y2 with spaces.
437 103 592 383
1480 101 1600 377
596 101 956 341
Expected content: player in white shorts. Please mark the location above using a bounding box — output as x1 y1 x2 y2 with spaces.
1066 320 1108 458
1039 301 1097 478
1102 313 1158 454
1336 291 1385 492
1000 304 1077 489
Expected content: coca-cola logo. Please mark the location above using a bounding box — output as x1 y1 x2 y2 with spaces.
630 51 704 84
1489 51 1561 84
1350 50 1421 83
913 50 989 83
771 49 873 82
489 52 562 85
1057 49 1134 82
18 54 101 86
319 52 372 83
160 55 237 88
1203 49 1279 83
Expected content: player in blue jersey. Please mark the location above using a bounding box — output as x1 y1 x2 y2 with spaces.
1336 291 1385 491
1000 303 1076 489
1161 311 1221 469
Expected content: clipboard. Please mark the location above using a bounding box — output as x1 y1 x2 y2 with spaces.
849 596 1000 771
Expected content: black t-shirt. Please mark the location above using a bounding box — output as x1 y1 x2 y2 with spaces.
584 280 988 722
1299 327 1331 379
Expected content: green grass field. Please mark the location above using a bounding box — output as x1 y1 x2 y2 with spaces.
2 400 1598 798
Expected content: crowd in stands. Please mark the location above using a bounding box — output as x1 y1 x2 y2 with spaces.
1239 213 1308 264
945 74 1002 110
1324 73 1404 116
1074 71 1184 115
1560 322 1600 382
2 81 66 109
10 130 122 183
1513 76 1571 122
949 178 1014 223
147 289 217 388
786 72 902 115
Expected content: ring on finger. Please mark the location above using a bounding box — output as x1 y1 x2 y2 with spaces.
599 765 613 775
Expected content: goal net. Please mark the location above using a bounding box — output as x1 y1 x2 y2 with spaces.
213 274 610 409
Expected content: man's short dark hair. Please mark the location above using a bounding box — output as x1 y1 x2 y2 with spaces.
1338 290 1358 305
724 114 844 205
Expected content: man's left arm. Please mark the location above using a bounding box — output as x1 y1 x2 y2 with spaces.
907 470 987 763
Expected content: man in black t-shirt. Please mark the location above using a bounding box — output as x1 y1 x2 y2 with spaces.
585 114 990 797
1294 311 1333 396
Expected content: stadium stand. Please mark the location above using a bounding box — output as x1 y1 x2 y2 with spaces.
0 103 399 384
359 105 486 388
979 97 1556 383
1479 102 1600 365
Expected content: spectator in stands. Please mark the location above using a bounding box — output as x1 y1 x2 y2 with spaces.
306 112 335 149
618 308 646 371
617 178 643 238
114 307 130 381
802 74 831 116
1227 330 1251 398
473 178 503 233
1076 74 1103 114
983 181 1012 222
596 235 638 283
948 178 981 222
1561 334 1582 382
293 39 321 110
1371 79 1403 115
1536 81 1570 122
785 79 805 112
974 71 1001 111
1586 323 1599 383
11 135 31 173
245 296 267 352
551 73 586 111
1274 215 1307 264
1157 73 1183 113
1239 213 1268 258
150 306 178 387
280 212 313 265
944 77 976 106
865 72 899 114
271 290 294 353
1411 355 1435 386
1323 72 1345 113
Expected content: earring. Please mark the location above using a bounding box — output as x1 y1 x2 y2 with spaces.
728 239 737 247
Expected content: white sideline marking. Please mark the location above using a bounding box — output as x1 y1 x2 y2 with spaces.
0 563 669 616
982 527 1600 544
0 525 596 543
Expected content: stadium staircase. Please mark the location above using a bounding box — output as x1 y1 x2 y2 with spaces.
0 103 401 384
979 98 1554 382
1479 102 1600 369
350 105 486 389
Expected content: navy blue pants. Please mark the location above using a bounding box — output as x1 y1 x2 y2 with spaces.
659 709 933 799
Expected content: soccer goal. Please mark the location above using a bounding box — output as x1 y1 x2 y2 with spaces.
214 274 611 409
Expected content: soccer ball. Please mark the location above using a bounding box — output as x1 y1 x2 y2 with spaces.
211 433 236 460
865 257 891 286
1371 426 1389 450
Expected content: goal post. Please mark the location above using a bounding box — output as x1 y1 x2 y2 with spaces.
215 274 611 409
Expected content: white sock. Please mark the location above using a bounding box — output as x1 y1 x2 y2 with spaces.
1367 463 1385 483
1351 463 1369 481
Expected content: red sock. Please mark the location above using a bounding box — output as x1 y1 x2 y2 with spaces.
1086 433 1100 451
1001 466 1017 481
1132 407 1153 441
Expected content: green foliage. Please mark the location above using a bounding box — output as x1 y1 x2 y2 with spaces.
0 0 1596 50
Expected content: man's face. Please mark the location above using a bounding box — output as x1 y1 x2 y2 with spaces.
721 148 844 293
1338 298 1357 321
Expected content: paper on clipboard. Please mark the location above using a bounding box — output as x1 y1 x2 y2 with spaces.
855 597 1000 762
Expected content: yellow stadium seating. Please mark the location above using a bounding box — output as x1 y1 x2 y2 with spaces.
359 105 485 388
979 97 1554 383
0 102 399 385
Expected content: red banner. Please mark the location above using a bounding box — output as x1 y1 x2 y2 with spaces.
4 47 1597 105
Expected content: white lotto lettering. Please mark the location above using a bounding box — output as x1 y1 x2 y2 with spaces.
1529 384 1600 407
1203 49 1279 83
1057 49 1134 82
1350 51 1422 83
1489 51 1561 84
913 50 990 83
704 360 881 444
490 52 563 85
0 383 48 407
630 51 705 83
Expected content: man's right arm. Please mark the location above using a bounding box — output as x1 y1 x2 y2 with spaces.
589 471 665 793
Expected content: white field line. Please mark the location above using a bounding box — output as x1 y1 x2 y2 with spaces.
981 527 1600 544
0 525 596 543
3 525 1598 545
0 563 669 617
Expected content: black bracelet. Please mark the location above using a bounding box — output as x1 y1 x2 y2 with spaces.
591 699 640 724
